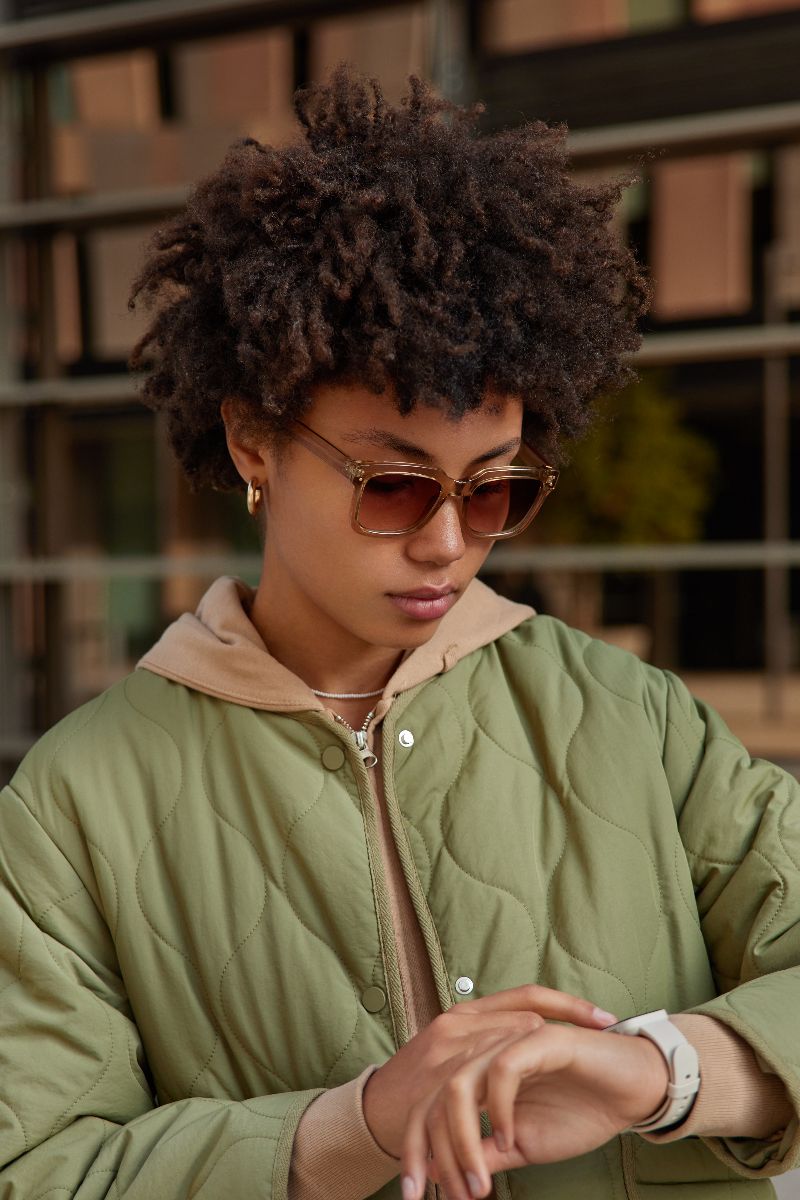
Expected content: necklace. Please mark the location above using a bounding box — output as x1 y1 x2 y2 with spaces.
311 686 384 699
331 707 379 768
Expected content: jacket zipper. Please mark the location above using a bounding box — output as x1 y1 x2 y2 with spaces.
315 710 410 1049
330 710 379 768
342 717 441 1200
318 710 491 1200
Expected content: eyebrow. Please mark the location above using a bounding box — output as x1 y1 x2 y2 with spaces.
345 428 522 466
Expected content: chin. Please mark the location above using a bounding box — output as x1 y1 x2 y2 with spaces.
384 616 444 648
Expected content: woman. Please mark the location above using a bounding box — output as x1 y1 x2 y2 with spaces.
0 66 797 1200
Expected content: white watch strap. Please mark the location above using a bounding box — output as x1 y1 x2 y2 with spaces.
605 1009 701 1133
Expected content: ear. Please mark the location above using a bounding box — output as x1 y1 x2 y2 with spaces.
220 398 269 484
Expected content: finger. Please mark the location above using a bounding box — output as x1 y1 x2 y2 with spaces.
485 1027 573 1152
484 1040 528 1154
429 1095 479 1200
462 1010 545 1048
400 1102 433 1200
428 1033 536 1196
476 1135 529 1177
455 983 617 1029
441 1071 492 1198
429 1130 529 1182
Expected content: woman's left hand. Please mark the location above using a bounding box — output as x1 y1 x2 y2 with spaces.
399 1020 669 1200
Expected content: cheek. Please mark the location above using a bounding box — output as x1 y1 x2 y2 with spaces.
270 471 348 545
270 487 382 584
322 531 396 588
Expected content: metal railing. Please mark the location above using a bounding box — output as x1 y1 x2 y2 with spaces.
1 541 799 583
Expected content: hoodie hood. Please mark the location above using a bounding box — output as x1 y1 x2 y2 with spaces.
136 575 534 721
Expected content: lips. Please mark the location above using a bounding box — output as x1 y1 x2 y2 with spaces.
387 586 459 621
392 587 455 600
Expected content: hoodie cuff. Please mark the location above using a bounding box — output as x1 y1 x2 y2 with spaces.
638 1014 793 1143
288 1065 400 1200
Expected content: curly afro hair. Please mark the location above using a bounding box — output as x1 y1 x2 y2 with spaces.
128 62 651 494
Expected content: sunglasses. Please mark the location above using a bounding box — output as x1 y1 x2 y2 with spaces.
290 419 559 538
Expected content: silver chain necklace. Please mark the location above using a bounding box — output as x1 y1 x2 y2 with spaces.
311 686 384 699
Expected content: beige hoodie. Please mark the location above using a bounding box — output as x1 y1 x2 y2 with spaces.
138 576 792 1200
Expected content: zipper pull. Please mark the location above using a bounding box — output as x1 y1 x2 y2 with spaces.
354 730 378 769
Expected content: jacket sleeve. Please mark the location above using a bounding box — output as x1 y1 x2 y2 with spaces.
0 775 325 1200
654 666 800 1179
288 1067 400 1200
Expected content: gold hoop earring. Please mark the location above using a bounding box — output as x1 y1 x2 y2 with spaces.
246 478 263 517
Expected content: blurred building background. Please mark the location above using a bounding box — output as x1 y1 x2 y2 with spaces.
0 0 799 798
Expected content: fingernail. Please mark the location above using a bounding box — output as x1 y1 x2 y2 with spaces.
401 1175 417 1200
466 1171 484 1198
593 1008 618 1025
495 1130 507 1151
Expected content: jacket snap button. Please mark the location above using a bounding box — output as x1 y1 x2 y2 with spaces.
321 746 345 770
398 730 414 748
455 976 474 996
361 986 387 1012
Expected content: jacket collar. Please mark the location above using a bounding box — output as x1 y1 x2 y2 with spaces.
136 575 534 718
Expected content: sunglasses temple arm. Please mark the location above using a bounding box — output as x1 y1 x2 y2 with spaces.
292 424 356 482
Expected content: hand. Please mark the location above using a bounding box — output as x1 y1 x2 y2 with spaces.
399 1020 669 1200
362 984 617 1160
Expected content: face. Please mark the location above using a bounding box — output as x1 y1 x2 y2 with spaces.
225 380 524 657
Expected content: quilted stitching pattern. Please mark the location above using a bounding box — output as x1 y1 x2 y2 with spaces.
0 614 796 1198
394 637 689 1016
384 619 793 1195
62 672 395 1102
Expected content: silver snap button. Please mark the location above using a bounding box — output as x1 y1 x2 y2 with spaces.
398 730 414 748
455 976 474 996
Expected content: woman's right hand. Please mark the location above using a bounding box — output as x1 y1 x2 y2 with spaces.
361 984 617 1160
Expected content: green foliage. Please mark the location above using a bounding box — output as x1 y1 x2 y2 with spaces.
532 370 717 545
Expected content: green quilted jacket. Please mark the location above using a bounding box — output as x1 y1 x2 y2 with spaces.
1 579 799 1199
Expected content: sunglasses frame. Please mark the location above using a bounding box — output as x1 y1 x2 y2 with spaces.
290 419 559 539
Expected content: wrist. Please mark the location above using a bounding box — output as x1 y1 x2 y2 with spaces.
634 1038 671 1125
362 1065 401 1159
606 1010 701 1133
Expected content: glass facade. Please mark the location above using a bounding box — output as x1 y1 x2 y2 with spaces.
482 0 800 52
46 32 296 198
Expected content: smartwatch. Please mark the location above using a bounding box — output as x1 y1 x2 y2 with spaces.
605 1009 700 1133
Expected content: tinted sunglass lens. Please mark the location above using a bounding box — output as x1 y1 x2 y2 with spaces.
467 477 543 534
359 474 442 532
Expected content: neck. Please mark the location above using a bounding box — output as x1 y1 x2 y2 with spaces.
248 573 405 698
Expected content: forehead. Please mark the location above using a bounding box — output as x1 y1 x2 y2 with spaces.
306 381 523 462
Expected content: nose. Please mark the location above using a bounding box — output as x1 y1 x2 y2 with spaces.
405 496 467 566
